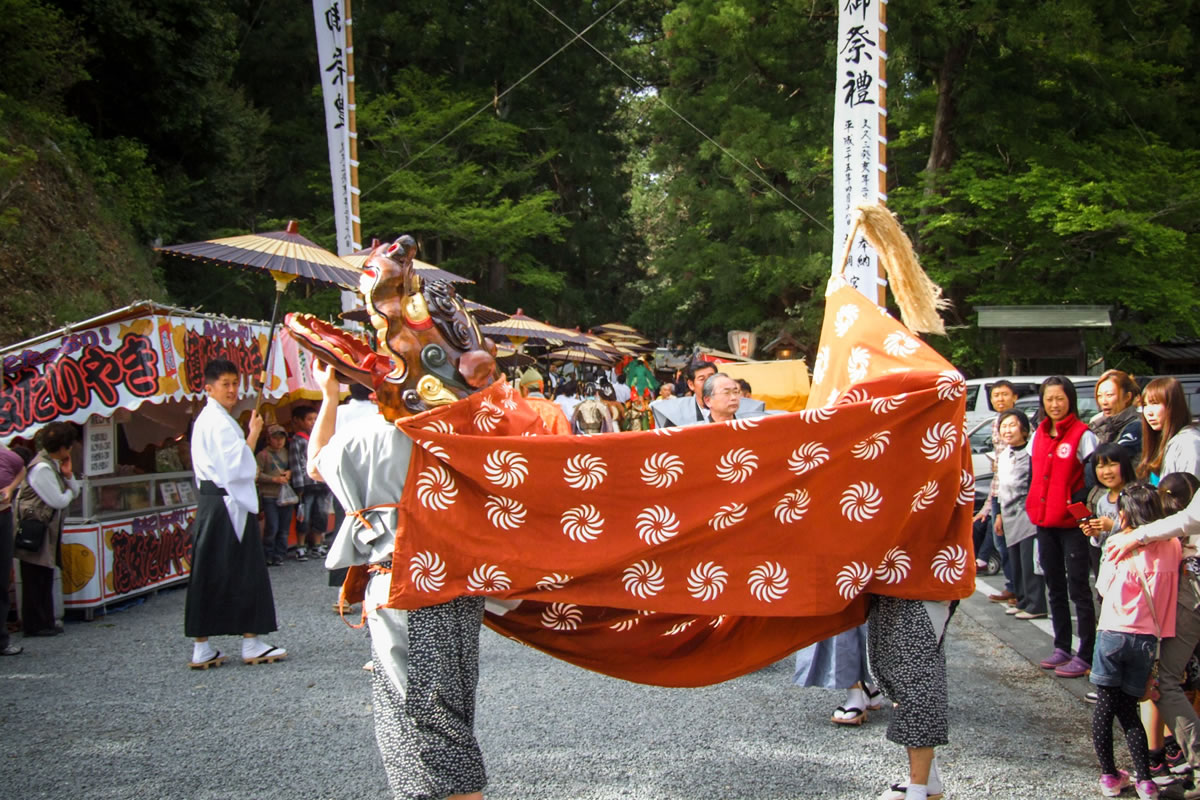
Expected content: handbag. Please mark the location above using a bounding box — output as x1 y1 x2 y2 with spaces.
276 483 299 506
13 516 48 552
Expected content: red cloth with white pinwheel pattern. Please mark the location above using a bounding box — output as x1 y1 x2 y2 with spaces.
386 284 974 687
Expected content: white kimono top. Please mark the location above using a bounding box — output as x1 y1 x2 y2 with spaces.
191 397 259 540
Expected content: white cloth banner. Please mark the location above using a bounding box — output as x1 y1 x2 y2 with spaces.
832 0 887 303
313 0 357 257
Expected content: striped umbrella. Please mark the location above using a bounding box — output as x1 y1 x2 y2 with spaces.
157 220 358 405
478 309 593 346
464 299 510 325
545 345 619 366
157 220 359 289
592 322 643 336
342 242 474 285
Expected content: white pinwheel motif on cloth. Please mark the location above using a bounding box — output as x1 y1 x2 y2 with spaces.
834 303 860 337
911 480 940 512
835 562 873 599
875 547 912 584
483 450 529 489
932 544 969 584
636 505 680 545
561 504 604 542
417 439 450 462
774 489 811 524
870 394 906 415
958 469 976 506
663 619 697 637
423 419 455 435
936 370 966 401
788 443 830 475
415 465 458 511
725 417 760 431
840 481 883 522
651 427 676 436
710 615 727 628
623 560 665 598
484 496 526 530
921 422 958 462
641 452 684 488
687 561 729 601
473 398 504 433
716 448 758 483
497 382 519 410
466 563 512 592
883 331 920 358
846 347 871 383
562 454 607 491
409 551 446 593
709 503 747 530
852 430 891 460
835 387 870 406
748 562 789 602
825 387 841 408
536 573 571 591
610 618 639 632
812 346 831 386
541 603 583 631
798 406 835 423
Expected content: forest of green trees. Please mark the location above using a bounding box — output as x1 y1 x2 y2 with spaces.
1 0 1197 375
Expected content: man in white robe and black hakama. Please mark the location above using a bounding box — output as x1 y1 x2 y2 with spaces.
307 362 485 800
185 358 286 669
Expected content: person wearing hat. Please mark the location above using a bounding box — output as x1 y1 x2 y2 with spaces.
517 368 571 435
256 424 294 566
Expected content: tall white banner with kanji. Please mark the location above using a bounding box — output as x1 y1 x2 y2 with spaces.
832 0 888 303
312 0 359 257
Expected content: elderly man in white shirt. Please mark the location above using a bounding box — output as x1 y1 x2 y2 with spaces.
184 358 284 669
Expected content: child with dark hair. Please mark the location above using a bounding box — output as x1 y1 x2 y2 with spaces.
993 409 1047 620
1091 482 1180 799
1082 443 1139 577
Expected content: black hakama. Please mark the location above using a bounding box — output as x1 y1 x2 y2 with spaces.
184 481 277 637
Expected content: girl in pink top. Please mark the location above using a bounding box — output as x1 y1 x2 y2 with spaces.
1091 483 1180 799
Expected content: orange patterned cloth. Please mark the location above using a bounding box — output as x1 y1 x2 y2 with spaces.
385 285 974 686
522 396 571 436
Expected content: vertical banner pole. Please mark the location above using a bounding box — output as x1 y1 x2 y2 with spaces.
832 0 888 308
313 0 362 322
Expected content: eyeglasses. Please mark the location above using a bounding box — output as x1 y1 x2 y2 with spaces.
712 388 742 398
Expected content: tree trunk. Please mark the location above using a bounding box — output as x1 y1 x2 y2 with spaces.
923 43 968 200
487 255 507 293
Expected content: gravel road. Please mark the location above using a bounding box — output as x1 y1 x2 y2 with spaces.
0 561 1102 799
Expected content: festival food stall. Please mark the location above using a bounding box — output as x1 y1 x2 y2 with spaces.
0 301 323 616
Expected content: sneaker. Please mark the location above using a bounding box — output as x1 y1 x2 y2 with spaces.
1136 778 1160 798
1085 691 1099 704
1150 758 1171 780
1100 770 1132 797
315 544 329 557
1164 737 1192 775
1055 655 1091 679
0 644 22 656
295 548 308 562
1040 648 1072 669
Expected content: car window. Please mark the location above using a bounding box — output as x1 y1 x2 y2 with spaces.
965 385 980 413
968 419 994 452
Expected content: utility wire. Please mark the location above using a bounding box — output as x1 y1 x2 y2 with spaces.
530 0 831 233
313 0 630 237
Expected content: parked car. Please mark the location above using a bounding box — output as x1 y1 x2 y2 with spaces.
964 375 1098 427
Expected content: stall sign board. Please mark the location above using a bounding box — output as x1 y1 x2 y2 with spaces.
100 506 195 603
0 312 292 445
84 415 115 477
60 525 103 606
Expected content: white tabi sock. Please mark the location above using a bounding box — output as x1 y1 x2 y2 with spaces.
904 785 928 800
927 756 943 794
242 636 266 659
192 641 217 663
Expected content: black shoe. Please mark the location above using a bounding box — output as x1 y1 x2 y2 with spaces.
26 628 61 637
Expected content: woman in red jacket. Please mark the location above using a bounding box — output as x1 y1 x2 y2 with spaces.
1026 376 1099 679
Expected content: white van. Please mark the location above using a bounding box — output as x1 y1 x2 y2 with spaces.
964 375 1098 427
